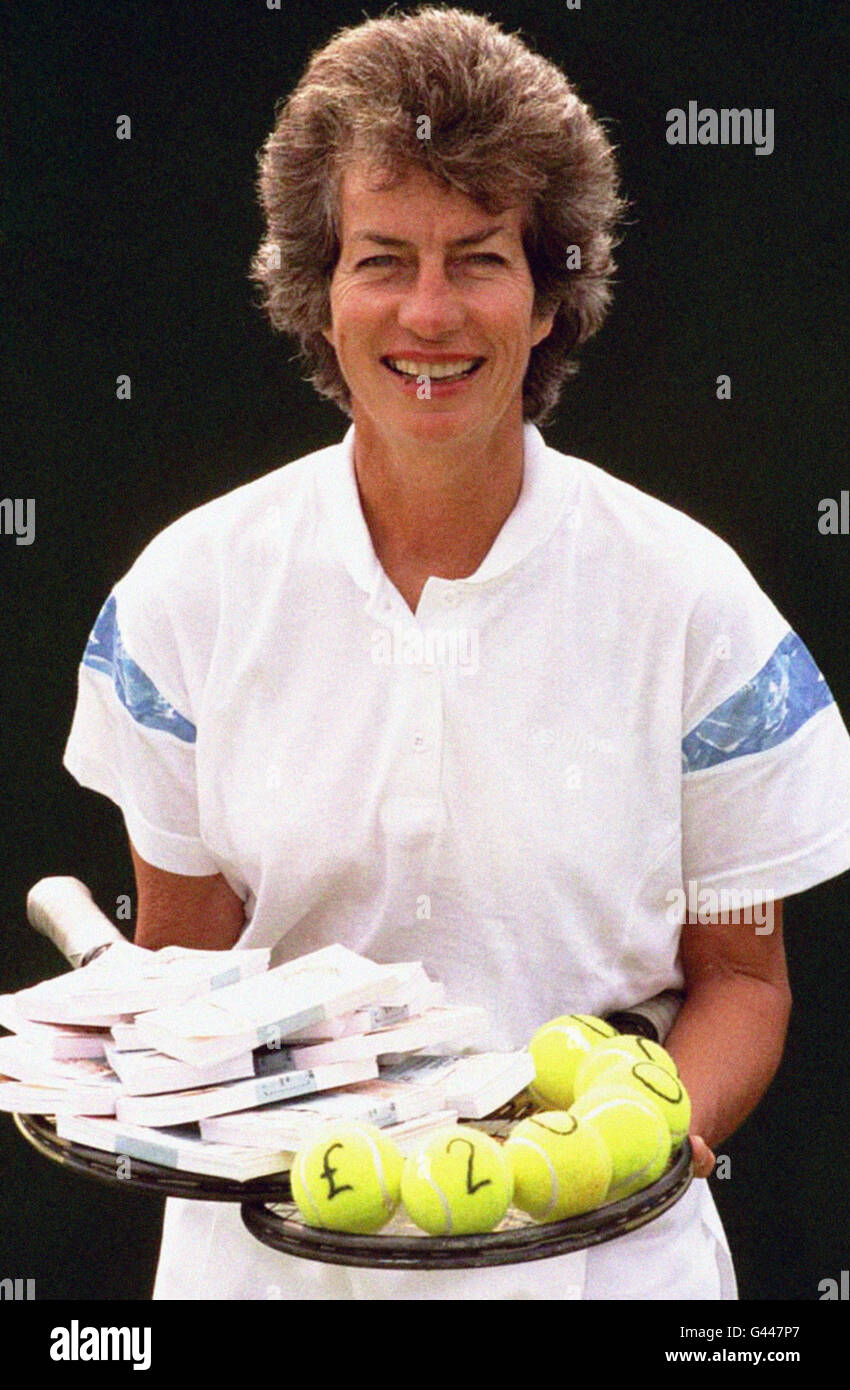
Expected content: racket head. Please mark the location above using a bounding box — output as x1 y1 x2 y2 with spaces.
12 1112 294 1203
239 1098 693 1270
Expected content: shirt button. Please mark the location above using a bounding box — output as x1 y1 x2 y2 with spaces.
412 733 426 751
443 588 460 606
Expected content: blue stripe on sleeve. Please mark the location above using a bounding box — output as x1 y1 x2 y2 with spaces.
682 630 833 773
82 594 196 744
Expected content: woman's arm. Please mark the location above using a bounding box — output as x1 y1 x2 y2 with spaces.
664 900 792 1173
130 842 245 950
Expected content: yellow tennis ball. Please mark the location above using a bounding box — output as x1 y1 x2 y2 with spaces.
599 1061 692 1148
573 1035 678 1100
290 1123 403 1234
504 1111 613 1221
528 1014 618 1109
570 1087 671 1200
400 1126 514 1235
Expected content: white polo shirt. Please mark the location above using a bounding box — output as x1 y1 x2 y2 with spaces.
63 423 850 1300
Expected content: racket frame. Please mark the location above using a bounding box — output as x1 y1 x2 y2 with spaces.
238 1140 693 1270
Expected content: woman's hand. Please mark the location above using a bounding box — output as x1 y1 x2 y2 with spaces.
689 1133 716 1178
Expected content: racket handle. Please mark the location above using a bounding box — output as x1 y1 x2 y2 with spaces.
27 877 126 969
605 989 684 1043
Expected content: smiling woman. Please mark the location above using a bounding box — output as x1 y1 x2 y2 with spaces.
249 4 625 426
58 2 850 1309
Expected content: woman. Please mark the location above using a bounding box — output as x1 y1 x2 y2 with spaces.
64 7 850 1299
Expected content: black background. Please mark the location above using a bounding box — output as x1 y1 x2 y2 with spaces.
1 0 848 1301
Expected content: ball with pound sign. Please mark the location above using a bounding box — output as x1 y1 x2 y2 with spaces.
290 1124 403 1234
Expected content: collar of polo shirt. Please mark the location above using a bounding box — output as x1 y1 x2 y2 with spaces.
318 423 574 604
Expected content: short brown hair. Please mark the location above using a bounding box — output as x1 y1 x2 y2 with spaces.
250 5 626 425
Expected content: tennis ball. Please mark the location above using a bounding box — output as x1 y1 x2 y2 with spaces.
573 1034 678 1100
570 1087 671 1201
504 1111 613 1221
528 1014 618 1109
599 1061 692 1148
290 1123 403 1234
400 1126 513 1235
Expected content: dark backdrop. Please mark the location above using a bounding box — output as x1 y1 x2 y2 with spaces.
1 0 848 1300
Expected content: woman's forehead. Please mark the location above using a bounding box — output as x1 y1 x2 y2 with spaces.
336 162 523 241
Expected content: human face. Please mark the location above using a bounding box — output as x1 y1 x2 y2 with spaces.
322 163 555 448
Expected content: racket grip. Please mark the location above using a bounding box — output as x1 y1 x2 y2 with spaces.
26 876 126 969
605 989 684 1043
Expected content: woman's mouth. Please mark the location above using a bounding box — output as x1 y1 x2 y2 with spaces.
381 356 485 385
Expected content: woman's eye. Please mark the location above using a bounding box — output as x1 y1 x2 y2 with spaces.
356 255 397 268
468 253 506 264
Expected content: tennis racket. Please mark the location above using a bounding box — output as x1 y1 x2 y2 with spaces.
18 876 691 1230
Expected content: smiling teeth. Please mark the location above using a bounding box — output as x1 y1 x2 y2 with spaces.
387 358 479 378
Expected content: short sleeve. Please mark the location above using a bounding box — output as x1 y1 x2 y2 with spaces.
63 562 221 877
680 544 850 901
